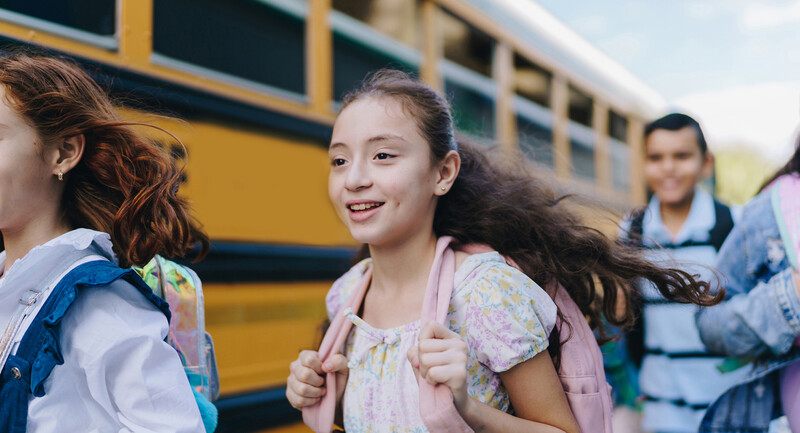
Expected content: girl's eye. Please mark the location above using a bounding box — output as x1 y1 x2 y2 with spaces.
375 153 394 160
331 158 347 167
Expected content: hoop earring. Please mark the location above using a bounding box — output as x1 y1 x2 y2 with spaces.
57 172 63 182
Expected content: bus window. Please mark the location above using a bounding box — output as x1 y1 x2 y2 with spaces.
514 53 551 109
610 137 630 191
445 76 495 140
0 0 115 46
608 110 630 191
568 86 595 180
518 114 553 168
331 31 417 103
514 53 553 167
153 0 306 99
608 109 628 142
332 0 419 49
441 9 493 78
440 9 495 140
330 5 419 103
570 122 596 181
568 85 593 127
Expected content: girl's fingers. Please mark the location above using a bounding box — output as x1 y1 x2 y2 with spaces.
418 336 467 354
424 364 467 387
407 345 420 369
291 396 319 408
298 350 324 374
291 363 325 387
288 375 327 398
286 373 327 409
419 321 459 341
418 348 468 371
323 353 349 373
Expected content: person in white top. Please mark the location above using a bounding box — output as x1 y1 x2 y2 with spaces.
0 52 209 432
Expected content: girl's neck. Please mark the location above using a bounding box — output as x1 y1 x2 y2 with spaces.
368 230 438 298
2 216 70 276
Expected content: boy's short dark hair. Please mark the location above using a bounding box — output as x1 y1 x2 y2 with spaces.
644 113 707 154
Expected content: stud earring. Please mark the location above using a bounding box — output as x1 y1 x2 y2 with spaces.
57 172 63 181
440 187 446 192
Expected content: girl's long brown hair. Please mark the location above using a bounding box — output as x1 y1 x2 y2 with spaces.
0 52 208 267
342 70 721 357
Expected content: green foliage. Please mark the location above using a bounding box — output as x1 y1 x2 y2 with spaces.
714 147 777 205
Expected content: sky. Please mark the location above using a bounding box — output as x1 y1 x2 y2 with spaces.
533 0 800 164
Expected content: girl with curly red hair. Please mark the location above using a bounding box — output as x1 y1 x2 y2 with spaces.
0 52 208 432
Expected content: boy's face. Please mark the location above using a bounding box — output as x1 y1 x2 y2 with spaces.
643 126 713 207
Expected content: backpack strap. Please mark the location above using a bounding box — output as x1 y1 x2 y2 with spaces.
709 200 734 252
303 264 372 433
15 260 169 397
770 175 800 270
625 209 647 248
303 237 473 433
417 237 473 433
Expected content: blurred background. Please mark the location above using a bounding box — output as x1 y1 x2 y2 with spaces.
0 1 796 432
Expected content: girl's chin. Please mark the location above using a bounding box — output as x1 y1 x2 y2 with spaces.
349 231 398 249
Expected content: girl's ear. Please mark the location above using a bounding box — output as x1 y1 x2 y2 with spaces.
435 150 461 196
51 134 86 178
700 151 714 180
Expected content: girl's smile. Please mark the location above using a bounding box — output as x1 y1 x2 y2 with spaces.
346 200 385 222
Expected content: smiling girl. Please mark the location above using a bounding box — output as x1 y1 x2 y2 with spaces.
0 53 208 432
286 70 718 432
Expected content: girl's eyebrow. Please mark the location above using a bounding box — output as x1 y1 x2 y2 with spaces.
368 133 406 143
329 141 347 151
329 133 406 151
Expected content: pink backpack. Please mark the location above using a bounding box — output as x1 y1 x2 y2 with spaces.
303 237 613 432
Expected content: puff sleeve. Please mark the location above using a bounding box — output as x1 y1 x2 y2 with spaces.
450 263 557 373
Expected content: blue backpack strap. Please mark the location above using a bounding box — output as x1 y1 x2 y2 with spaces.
14 260 170 397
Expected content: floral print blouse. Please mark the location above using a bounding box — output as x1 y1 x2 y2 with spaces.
325 252 557 432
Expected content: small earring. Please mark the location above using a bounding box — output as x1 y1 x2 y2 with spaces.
440 187 446 192
57 172 63 181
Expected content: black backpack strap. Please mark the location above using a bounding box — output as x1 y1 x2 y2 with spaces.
621 208 647 367
624 208 647 248
708 200 734 252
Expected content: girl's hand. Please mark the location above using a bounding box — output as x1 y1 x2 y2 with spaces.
286 350 349 409
407 321 470 411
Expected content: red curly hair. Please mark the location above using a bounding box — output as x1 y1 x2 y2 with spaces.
0 52 208 267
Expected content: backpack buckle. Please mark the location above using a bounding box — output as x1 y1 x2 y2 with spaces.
19 289 42 306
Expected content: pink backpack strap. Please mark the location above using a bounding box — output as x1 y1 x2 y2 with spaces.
552 285 614 433
302 266 373 433
303 238 473 432
417 236 474 432
770 174 800 270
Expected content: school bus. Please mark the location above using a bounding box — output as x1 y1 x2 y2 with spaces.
0 1 660 431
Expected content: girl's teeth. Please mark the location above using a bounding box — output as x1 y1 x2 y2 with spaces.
350 203 380 211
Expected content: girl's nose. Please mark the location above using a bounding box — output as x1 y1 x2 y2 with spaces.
344 159 372 191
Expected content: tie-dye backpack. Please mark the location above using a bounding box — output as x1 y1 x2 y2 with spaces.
135 255 220 431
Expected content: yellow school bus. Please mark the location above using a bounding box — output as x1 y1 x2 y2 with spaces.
0 1 659 431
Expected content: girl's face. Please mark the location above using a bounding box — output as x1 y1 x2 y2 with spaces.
0 87 60 236
328 96 443 248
